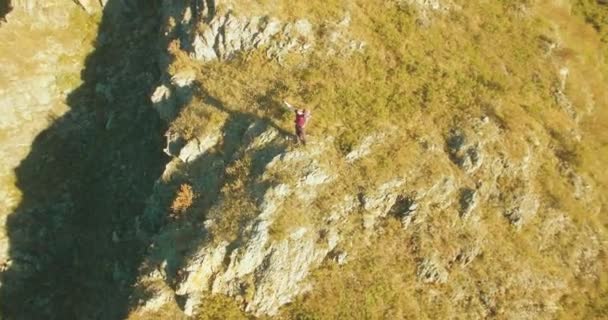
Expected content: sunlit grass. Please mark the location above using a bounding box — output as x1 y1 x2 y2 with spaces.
160 0 608 318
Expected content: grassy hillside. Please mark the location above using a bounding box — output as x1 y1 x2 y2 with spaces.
131 0 608 318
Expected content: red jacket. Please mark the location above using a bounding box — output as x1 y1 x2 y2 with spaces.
295 111 309 128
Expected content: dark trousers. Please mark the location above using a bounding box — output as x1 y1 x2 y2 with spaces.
295 125 306 145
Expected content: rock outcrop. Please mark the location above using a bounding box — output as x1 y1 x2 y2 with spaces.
159 0 364 65
5 0 107 27
3 0 604 319
133 95 590 317
123 1 607 318
136 129 338 316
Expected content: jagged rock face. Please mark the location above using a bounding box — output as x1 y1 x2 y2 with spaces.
128 1 605 318
134 100 589 317
0 0 599 317
137 128 338 316
160 0 363 65
127 3 601 319
191 14 314 62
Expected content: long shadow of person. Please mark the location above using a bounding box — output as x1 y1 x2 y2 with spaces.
0 1 168 319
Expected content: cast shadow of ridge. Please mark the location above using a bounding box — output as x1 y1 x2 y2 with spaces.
0 0 11 21
0 1 166 319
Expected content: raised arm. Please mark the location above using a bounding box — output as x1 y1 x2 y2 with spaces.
283 100 295 111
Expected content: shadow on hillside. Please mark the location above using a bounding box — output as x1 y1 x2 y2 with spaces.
0 1 166 319
138 89 291 302
0 1 298 318
189 91 294 211
0 0 10 21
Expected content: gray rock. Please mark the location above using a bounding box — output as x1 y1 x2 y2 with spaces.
218 15 245 59
420 175 458 210
256 18 282 46
176 243 229 314
454 245 481 267
328 249 348 265
192 33 218 61
150 85 177 122
458 188 477 218
245 228 333 316
294 19 313 37
178 132 221 163
322 13 367 57
165 6 362 64
417 258 448 284
399 0 453 26
138 140 339 317
503 193 539 227
552 65 578 120
554 88 577 120
162 130 186 157
388 194 418 227
360 179 407 229
136 274 177 313
345 134 378 162
567 170 591 201
446 129 483 173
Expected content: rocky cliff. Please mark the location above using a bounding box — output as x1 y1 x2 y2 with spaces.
129 0 608 318
0 0 607 319
0 1 165 318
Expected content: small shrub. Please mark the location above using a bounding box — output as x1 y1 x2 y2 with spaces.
170 184 195 216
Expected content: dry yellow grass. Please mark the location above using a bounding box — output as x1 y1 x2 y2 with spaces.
159 0 608 318
127 302 189 320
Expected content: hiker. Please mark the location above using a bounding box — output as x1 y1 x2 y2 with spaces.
284 101 311 145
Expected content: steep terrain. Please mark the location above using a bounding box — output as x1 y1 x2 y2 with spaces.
1 1 166 318
132 1 608 319
0 0 607 319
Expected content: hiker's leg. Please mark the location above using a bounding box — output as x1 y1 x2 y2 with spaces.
299 127 306 145
295 125 301 143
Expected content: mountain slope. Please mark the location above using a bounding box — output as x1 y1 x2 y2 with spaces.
129 0 608 319
0 0 605 319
